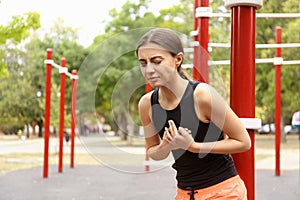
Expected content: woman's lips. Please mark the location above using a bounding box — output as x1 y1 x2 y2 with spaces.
148 77 159 82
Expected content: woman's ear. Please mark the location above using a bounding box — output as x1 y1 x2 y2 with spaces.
175 52 184 67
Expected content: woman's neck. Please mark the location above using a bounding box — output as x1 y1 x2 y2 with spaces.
158 78 189 110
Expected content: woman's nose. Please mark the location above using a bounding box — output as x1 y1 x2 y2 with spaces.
145 63 155 73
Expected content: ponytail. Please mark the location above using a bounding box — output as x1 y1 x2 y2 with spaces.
178 66 190 80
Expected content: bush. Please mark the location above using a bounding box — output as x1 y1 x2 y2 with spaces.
1 123 24 135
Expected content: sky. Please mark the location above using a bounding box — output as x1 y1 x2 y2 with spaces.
0 0 180 47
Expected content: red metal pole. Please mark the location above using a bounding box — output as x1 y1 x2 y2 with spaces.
229 5 258 200
193 0 209 83
58 58 67 173
275 26 282 176
193 0 201 81
43 49 52 178
199 0 209 82
145 82 152 172
70 70 78 168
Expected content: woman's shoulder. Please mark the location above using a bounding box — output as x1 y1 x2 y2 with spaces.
138 90 154 109
194 82 211 94
193 82 213 104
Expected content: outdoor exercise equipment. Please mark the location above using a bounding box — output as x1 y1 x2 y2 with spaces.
192 0 299 199
192 17 299 179
225 2 262 199
192 0 209 83
144 82 152 172
43 49 78 178
274 26 281 176
192 1 262 198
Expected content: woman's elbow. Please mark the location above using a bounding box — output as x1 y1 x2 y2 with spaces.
242 138 252 152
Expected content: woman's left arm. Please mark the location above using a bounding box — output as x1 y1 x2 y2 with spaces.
188 83 251 154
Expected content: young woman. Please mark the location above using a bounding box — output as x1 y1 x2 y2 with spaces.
137 28 251 200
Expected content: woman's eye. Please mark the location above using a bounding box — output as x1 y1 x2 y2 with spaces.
140 63 147 67
153 60 162 65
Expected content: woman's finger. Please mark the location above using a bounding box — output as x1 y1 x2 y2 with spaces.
178 127 191 135
164 127 172 143
185 128 191 134
168 120 177 136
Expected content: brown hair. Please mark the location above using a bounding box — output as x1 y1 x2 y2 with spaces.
136 28 189 80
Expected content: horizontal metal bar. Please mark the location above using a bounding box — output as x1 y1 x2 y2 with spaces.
183 59 300 67
44 60 77 79
282 60 300 65
208 43 300 48
195 9 300 18
256 43 300 48
240 118 262 130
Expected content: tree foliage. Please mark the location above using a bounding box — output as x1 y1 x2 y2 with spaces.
0 17 87 135
256 0 299 124
86 0 196 132
0 12 40 78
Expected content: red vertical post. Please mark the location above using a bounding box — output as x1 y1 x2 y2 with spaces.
70 70 78 168
145 82 152 172
226 1 262 199
199 0 209 82
43 48 52 178
58 58 67 173
275 26 282 176
193 0 209 83
193 0 201 81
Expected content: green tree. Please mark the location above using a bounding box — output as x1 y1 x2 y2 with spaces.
84 0 196 135
0 17 87 136
0 12 40 77
0 12 41 134
256 0 300 125
0 71 42 135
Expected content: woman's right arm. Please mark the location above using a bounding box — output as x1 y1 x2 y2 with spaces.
138 93 172 160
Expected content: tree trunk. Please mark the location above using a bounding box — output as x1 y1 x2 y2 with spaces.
26 123 30 138
38 119 43 138
32 121 37 136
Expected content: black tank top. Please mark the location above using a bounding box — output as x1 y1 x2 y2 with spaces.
151 81 237 190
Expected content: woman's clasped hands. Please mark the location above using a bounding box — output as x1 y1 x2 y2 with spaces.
163 120 194 151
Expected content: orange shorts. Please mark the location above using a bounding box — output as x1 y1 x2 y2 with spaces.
175 175 247 200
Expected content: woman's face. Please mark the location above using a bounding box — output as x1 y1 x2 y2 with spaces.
137 43 182 88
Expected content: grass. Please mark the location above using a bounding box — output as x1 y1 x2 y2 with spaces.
255 134 299 150
0 153 43 174
255 154 273 162
0 152 99 175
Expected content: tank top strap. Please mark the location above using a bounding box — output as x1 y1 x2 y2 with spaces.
150 88 159 105
188 80 200 90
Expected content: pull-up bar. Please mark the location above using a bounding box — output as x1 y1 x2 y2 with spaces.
208 43 300 49
44 59 78 79
185 43 300 49
43 48 78 178
182 58 300 68
208 58 300 66
196 7 300 18
184 41 300 66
